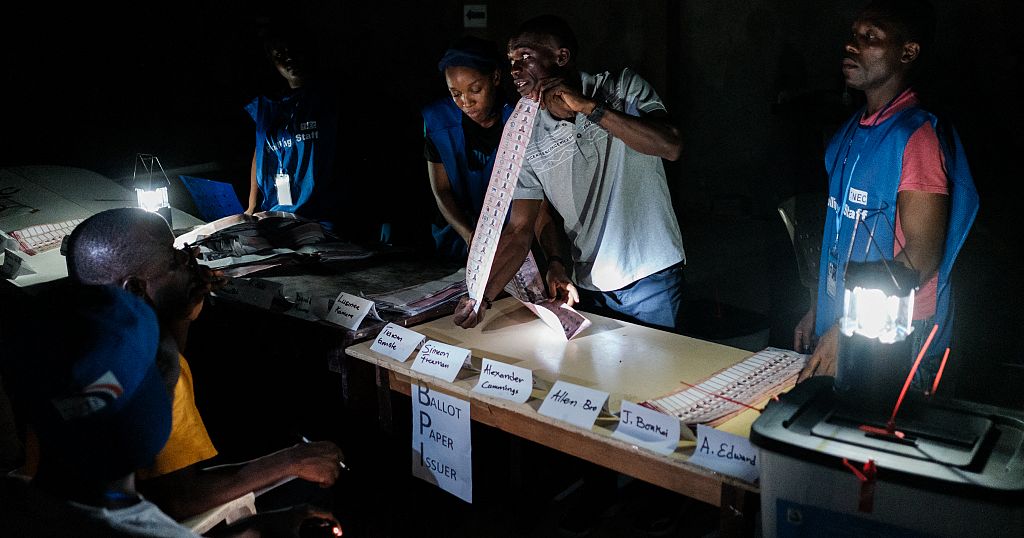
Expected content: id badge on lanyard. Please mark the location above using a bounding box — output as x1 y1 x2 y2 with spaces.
826 244 839 298
275 171 293 206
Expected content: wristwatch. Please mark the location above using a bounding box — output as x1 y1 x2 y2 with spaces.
586 101 606 124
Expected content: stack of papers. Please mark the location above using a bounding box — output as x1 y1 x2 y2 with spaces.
368 270 467 316
175 211 372 276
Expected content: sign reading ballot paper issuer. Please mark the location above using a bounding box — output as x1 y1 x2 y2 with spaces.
412 384 472 503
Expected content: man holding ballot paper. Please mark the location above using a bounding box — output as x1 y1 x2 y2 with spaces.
453 15 687 334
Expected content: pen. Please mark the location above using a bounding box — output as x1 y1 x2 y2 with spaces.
302 435 349 471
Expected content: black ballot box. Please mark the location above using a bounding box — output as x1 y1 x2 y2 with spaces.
750 376 1024 537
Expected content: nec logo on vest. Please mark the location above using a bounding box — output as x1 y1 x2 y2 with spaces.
847 187 868 206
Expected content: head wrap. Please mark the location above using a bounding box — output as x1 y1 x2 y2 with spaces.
437 35 500 74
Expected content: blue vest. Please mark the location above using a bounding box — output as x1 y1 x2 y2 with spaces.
247 85 339 231
816 106 979 354
422 98 513 259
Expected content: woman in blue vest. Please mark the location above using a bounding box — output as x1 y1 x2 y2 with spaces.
795 0 978 391
422 36 514 260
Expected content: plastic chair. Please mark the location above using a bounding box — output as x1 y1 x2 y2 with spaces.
777 194 826 300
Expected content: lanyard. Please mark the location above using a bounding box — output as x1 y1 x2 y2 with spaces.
266 92 302 172
828 91 902 256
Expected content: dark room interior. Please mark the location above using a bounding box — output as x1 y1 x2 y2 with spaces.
2 1 1022 536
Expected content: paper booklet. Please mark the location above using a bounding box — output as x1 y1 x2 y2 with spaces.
640 347 807 427
503 251 591 340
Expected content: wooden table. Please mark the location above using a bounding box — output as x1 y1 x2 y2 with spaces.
182 255 465 458
232 255 465 364
345 297 765 533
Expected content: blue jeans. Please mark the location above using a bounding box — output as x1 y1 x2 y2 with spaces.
577 263 685 332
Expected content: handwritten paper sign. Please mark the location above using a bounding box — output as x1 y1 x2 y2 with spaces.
1 249 32 279
412 384 472 502
471 358 533 403
611 400 680 455
689 424 760 483
411 340 471 383
538 380 608 429
370 323 425 362
326 291 378 329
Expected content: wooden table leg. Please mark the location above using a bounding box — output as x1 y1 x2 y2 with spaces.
375 365 393 434
720 483 758 537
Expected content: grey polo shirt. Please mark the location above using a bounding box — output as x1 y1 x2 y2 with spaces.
513 69 685 291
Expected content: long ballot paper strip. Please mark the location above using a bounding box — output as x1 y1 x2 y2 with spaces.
640 347 807 427
463 97 591 340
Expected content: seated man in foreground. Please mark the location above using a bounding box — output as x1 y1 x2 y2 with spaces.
0 283 340 537
64 207 346 520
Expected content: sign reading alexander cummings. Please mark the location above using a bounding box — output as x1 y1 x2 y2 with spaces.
471 358 532 403
411 384 472 502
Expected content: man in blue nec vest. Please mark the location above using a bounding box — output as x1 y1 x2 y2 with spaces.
795 0 979 392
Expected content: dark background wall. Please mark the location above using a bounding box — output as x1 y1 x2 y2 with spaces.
3 1 1021 405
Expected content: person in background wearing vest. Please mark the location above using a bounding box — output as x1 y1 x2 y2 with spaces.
422 36 515 261
246 22 342 234
795 0 979 391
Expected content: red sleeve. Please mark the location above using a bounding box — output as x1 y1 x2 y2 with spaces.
898 122 949 195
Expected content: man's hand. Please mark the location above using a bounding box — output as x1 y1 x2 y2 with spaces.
536 78 591 119
185 252 227 321
793 308 816 353
546 262 578 307
453 296 486 329
282 440 346 488
797 324 839 383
